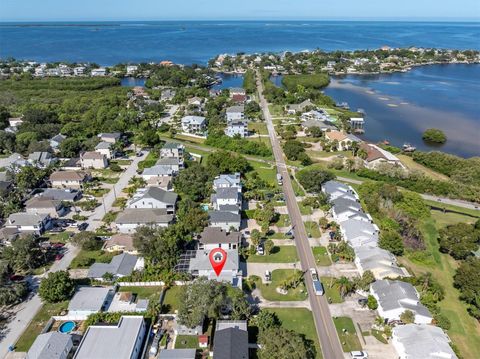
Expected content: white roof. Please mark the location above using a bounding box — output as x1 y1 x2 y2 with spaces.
68 286 111 312
182 115 205 125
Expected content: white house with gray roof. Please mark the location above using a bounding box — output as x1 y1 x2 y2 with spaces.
211 187 241 210
115 208 174 233
49 134 66 151
67 286 112 319
370 280 432 324
95 141 114 159
209 211 241 232
188 249 241 287
322 180 358 201
339 218 379 248
160 142 185 160
74 316 146 359
392 324 457 359
98 132 121 143
198 227 242 250
27 332 73 359
354 246 408 280
127 186 178 214
181 115 206 135
87 253 143 281
155 157 182 174
5 212 52 235
225 120 249 138
213 173 241 192
226 105 245 123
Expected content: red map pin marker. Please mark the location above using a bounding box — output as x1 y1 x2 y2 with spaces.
209 248 227 276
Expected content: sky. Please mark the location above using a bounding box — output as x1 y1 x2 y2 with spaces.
1 0 479 21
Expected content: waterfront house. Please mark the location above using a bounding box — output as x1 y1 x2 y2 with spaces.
49 170 90 189
392 324 458 359
370 280 432 324
301 119 336 132
285 99 315 114
25 197 68 218
325 130 361 151
90 67 107 76
126 65 138 75
74 316 146 359
80 151 108 169
6 212 52 235
27 332 73 359
226 105 245 123
73 66 86 76
87 253 143 280
127 186 178 214
181 115 206 135
225 120 248 138
213 320 249 359
350 117 365 132
198 227 242 250
115 208 174 233
359 143 405 169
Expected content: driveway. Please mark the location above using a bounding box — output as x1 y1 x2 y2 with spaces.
0 152 148 358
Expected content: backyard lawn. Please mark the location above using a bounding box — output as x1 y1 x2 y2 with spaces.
247 160 278 187
266 308 322 359
273 214 291 228
15 301 69 351
333 317 362 352
312 246 331 266
252 269 308 301
162 286 183 313
320 277 344 303
304 221 321 238
69 249 117 269
248 122 269 135
118 286 162 302
175 335 199 349
248 245 298 263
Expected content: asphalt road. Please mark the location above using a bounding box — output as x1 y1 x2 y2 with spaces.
256 72 345 359
0 151 148 358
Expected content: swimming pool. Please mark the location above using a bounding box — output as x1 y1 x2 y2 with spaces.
58 321 76 333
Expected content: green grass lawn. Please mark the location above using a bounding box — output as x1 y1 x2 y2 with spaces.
175 133 205 144
69 249 118 269
43 232 72 243
175 335 199 349
423 199 480 218
312 247 332 266
298 201 313 215
266 231 290 240
247 160 278 188
273 214 291 228
290 175 306 196
248 245 298 263
252 269 308 301
266 308 322 359
430 209 478 228
320 277 344 303
333 317 362 352
138 151 160 170
304 221 321 238
248 122 269 135
371 329 389 344
15 301 69 351
118 286 162 302
268 104 286 117
162 286 183 313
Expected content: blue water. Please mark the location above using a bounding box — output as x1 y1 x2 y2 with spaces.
120 77 146 87
212 74 244 90
58 321 75 333
1 21 480 65
324 64 480 157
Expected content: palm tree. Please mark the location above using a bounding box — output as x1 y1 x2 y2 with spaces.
336 276 353 299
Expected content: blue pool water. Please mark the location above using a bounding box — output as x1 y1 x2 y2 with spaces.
58 321 75 333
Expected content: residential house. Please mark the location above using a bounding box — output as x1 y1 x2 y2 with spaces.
370 280 432 324
359 143 405 169
0 175 13 198
300 110 326 122
80 151 108 169
49 134 67 151
392 324 458 359
90 68 107 76
126 65 138 75
115 208 174 233
160 142 185 160
142 165 174 181
285 99 315 115
181 116 206 135
8 117 23 128
155 158 182 174
87 253 143 281
28 152 57 168
188 249 241 286
73 66 86 76
127 186 178 214
213 173 241 192
27 332 73 359
5 212 51 235
95 141 114 159
67 286 112 319
61 157 82 171
208 211 241 232
339 218 379 248
300 119 336 132
354 246 407 280
330 197 364 223
49 171 90 189
159 349 196 359
39 188 82 202
187 96 203 109
104 234 138 254
98 132 121 144
213 320 249 359
0 227 20 246
225 121 248 138
325 130 361 151
226 105 245 123
211 187 241 210
322 180 358 201
198 227 242 250
160 89 176 102
25 197 67 218
74 316 146 359
229 88 246 97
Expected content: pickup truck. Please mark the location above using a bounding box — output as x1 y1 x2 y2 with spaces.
310 268 324 296
276 173 283 185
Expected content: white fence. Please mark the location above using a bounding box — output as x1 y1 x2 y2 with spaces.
116 281 189 287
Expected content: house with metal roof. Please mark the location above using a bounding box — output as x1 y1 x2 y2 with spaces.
127 186 178 214
354 246 407 280
27 332 73 359
87 253 143 281
370 280 432 324
392 324 457 359
25 197 68 218
28 152 58 168
322 180 358 201
213 320 248 359
95 141 114 159
49 134 67 151
226 105 245 123
115 208 174 233
213 173 242 192
74 316 146 359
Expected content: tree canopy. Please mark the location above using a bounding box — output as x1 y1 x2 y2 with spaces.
38 271 75 303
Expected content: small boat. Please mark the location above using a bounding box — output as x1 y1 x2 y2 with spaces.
402 143 416 152
357 108 366 115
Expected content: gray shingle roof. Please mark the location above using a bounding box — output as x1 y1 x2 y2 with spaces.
159 349 196 359
226 105 244 114
142 165 174 176
130 186 178 205
27 332 72 359
68 286 111 312
355 246 405 279
213 321 248 359
212 187 240 201
95 141 112 150
189 249 239 272
209 211 241 224
199 227 241 245
331 197 361 214
87 253 138 279
40 188 81 202
7 212 49 226
156 158 181 166
115 208 174 225
162 142 182 149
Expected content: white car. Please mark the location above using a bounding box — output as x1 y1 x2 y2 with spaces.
350 351 368 359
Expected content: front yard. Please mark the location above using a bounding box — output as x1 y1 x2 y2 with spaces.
333 316 362 352
312 246 331 266
251 269 308 301
320 277 344 303
248 245 298 263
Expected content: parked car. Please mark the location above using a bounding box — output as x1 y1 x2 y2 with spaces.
55 254 64 261
350 351 368 359
10 275 25 282
256 244 264 256
357 298 368 307
52 243 65 249
50 227 65 233
310 268 324 296
265 270 272 282
77 222 89 231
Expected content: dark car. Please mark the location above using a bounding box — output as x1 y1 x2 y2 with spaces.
55 254 64 261
52 243 65 249
50 227 65 233
358 298 368 307
10 275 25 282
77 222 89 231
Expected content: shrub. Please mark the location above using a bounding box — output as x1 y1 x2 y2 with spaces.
422 128 447 143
